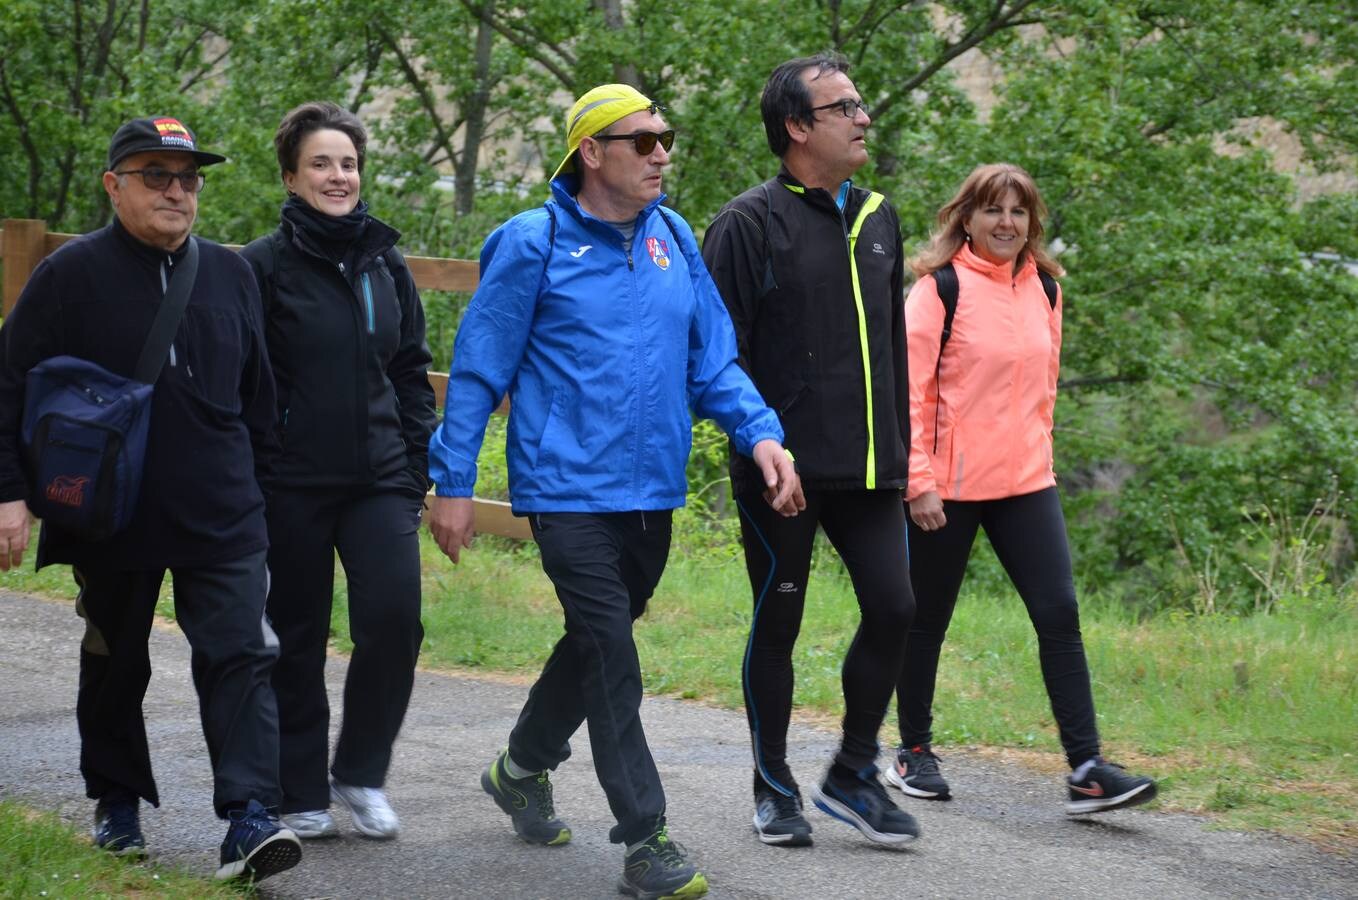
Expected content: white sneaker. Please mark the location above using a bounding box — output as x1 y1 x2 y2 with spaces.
280 808 339 839
330 779 400 839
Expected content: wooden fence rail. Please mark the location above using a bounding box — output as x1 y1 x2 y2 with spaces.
0 217 529 540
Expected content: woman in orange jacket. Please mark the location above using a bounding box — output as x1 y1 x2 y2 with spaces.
886 163 1157 814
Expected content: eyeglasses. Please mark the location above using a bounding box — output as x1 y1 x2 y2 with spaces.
591 129 676 156
116 168 205 193
810 99 870 119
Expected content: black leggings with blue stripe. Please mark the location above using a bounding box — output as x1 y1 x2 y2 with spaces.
737 489 915 797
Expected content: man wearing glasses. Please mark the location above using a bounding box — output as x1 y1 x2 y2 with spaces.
703 53 919 849
0 116 300 882
427 83 800 900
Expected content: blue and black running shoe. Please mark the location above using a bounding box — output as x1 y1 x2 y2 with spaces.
812 764 920 846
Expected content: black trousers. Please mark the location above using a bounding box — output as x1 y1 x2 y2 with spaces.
895 486 1101 767
737 489 915 796
74 550 281 817
265 484 425 813
510 510 671 846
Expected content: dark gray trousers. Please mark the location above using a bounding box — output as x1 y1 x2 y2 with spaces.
74 549 281 817
510 510 672 846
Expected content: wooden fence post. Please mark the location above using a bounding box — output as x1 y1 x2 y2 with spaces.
2 219 48 318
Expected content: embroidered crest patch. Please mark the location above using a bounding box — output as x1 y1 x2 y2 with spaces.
646 236 670 270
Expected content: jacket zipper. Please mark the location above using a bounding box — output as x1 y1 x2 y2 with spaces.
841 193 886 490
362 272 375 333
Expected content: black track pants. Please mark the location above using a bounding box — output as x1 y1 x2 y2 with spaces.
509 510 671 846
895 486 1100 767
265 484 425 813
737 489 915 795
74 550 281 817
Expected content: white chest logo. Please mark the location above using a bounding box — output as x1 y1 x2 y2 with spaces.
570 245 593 258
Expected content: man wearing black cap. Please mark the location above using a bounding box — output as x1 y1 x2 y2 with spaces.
0 116 301 882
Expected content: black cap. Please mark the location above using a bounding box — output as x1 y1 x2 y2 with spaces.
106 116 227 170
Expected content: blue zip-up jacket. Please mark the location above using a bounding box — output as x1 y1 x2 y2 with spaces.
429 178 783 513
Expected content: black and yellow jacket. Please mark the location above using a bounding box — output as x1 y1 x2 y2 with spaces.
703 168 909 494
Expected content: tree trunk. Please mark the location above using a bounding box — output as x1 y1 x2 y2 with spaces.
455 3 495 216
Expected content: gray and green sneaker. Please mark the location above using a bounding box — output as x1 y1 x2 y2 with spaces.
480 749 571 845
620 827 708 900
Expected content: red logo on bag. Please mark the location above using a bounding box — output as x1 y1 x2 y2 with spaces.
45 475 90 508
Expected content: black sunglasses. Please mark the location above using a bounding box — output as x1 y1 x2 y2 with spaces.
810 99 869 119
591 129 676 156
116 167 205 193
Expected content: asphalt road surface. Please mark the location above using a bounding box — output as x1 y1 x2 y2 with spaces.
2 589 1354 899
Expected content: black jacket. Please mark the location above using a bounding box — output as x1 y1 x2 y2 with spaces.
0 218 276 570
240 211 435 492
703 169 910 494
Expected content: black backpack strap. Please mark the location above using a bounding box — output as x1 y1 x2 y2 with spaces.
133 237 198 385
656 204 683 248
929 262 959 454
932 262 960 358
1038 269 1059 309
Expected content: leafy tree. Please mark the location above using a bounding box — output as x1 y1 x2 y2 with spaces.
2 0 1355 609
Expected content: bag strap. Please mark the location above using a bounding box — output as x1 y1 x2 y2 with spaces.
1038 269 1059 308
930 262 960 454
133 236 199 385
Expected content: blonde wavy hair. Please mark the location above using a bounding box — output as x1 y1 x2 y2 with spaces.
910 163 1065 279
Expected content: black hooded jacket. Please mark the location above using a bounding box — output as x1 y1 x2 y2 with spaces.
240 208 436 493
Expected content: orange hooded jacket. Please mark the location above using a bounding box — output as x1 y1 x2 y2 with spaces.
904 243 1062 502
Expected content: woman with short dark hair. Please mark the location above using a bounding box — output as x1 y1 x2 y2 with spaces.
241 101 435 840
888 163 1157 814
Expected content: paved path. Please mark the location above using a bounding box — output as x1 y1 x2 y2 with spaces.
2 589 1355 899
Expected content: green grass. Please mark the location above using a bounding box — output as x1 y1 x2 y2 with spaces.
0 800 245 898
6 523 1356 848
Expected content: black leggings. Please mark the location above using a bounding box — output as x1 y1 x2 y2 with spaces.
738 489 915 795
895 486 1100 767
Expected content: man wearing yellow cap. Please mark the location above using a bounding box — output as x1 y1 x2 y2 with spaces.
426 84 802 900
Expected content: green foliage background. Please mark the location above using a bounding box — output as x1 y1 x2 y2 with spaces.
3 0 1356 611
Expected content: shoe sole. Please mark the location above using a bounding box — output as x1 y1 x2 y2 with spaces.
1066 781 1158 815
480 765 572 846
214 831 302 882
617 870 709 899
810 786 918 846
751 816 813 847
884 765 951 800
330 789 399 839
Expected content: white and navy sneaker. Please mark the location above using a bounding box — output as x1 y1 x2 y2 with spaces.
215 799 301 882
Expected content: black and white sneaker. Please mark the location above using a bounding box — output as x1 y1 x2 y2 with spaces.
811 764 920 846
1066 759 1157 814
752 776 812 847
885 744 952 800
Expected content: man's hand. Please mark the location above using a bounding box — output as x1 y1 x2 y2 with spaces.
908 490 947 532
0 500 31 572
427 496 475 563
752 439 805 517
